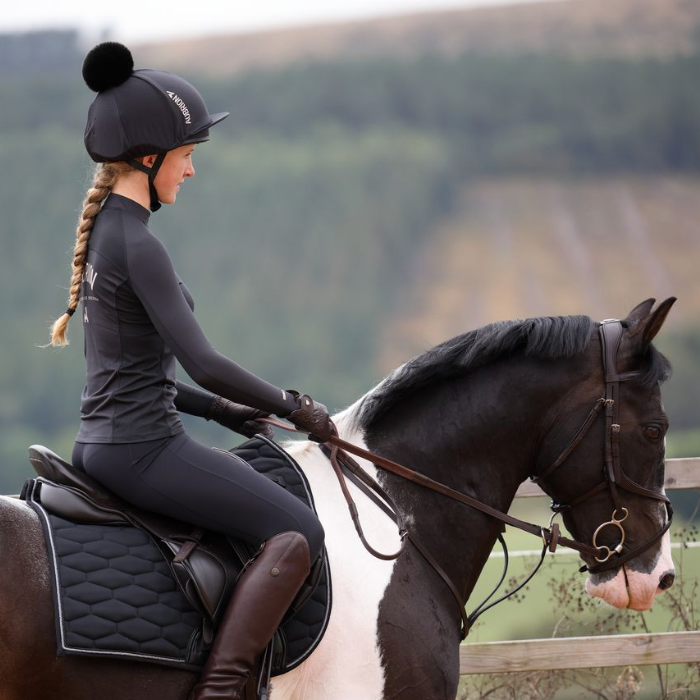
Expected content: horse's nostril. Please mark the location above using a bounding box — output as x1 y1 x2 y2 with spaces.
659 572 675 590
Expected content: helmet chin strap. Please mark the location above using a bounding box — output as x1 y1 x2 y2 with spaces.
128 153 166 212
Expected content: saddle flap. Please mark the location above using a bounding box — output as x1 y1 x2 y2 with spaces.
163 538 237 620
128 511 241 616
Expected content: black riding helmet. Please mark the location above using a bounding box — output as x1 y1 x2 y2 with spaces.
83 42 229 211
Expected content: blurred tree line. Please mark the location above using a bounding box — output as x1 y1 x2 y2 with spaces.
0 31 699 492
6 44 700 171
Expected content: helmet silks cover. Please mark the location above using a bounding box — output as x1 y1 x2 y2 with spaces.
83 43 228 163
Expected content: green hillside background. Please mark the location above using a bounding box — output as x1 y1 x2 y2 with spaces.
2 0 699 496
1 2 700 696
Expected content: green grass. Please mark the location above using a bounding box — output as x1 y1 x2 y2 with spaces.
668 430 700 460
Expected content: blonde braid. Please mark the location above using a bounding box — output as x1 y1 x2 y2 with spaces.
49 161 133 346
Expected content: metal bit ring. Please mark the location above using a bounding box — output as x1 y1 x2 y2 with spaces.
592 508 629 563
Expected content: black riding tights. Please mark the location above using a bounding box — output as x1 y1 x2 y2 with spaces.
72 433 325 562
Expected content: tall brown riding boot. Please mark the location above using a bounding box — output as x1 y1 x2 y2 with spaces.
188 531 311 700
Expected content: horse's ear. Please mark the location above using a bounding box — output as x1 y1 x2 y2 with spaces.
629 297 676 347
625 298 656 330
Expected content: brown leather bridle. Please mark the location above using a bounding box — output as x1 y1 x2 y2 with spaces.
261 319 672 637
532 319 672 574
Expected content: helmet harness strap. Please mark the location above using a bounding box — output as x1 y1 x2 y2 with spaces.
129 153 166 212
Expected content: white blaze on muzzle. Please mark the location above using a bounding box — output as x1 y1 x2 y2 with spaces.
585 530 674 610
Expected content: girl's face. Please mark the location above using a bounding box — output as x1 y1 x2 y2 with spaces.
152 144 196 205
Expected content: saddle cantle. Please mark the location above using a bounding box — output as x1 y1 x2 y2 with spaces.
23 437 332 673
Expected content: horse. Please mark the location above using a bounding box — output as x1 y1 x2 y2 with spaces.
0 298 676 700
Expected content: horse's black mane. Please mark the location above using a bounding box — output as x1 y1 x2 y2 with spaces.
356 315 671 428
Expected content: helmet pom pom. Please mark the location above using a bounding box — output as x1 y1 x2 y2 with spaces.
82 42 134 92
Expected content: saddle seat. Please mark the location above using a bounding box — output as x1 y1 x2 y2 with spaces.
27 444 243 626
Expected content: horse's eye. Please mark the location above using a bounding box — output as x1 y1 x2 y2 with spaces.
644 426 662 441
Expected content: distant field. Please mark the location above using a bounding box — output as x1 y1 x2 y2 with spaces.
135 0 700 77
379 174 700 370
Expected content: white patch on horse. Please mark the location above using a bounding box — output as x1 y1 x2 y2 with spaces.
270 405 401 700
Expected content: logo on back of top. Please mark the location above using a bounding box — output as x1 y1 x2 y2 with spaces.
82 263 98 291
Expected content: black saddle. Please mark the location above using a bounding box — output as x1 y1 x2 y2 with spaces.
23 438 331 674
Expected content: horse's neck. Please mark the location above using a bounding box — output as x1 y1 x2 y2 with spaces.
357 360 564 602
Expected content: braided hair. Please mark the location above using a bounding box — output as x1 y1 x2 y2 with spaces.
49 161 134 346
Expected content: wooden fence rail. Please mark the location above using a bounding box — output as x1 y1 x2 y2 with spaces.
460 631 700 675
461 457 700 675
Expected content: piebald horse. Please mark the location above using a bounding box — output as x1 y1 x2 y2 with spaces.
0 299 675 700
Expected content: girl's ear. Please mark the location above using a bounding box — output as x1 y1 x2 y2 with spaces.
141 154 157 168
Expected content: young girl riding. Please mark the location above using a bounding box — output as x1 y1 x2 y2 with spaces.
48 41 332 700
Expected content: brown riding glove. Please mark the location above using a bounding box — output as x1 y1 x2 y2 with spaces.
287 392 336 443
207 396 273 439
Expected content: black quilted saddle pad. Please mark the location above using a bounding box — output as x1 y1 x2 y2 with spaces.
26 434 332 674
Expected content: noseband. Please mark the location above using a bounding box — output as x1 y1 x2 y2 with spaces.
533 319 673 574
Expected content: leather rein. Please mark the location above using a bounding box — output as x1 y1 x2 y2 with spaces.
260 319 672 638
